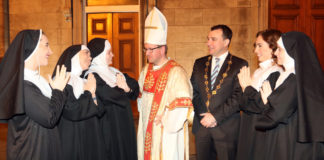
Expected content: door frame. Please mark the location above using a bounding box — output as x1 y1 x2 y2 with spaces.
82 3 142 75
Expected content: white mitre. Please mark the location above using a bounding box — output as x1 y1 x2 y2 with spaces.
144 7 168 45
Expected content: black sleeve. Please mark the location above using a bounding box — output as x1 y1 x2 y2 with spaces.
94 73 129 108
24 81 65 128
191 61 207 119
240 72 280 114
255 74 297 131
61 85 105 121
124 73 139 100
211 61 248 124
240 86 265 113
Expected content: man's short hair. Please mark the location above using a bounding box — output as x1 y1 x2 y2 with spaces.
211 24 233 46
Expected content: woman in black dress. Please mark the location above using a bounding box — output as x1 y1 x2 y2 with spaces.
53 45 106 160
86 38 139 160
0 29 70 160
237 29 282 160
244 31 324 160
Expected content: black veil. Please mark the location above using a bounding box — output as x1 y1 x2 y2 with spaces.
0 29 41 120
282 31 324 142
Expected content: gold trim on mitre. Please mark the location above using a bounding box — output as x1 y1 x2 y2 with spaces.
145 26 158 29
144 7 167 45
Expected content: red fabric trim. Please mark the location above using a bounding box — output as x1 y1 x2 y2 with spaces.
167 97 193 110
144 60 178 160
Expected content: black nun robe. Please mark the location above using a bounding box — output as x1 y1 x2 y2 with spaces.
53 45 106 160
86 38 139 160
0 30 65 160
253 32 324 160
237 71 280 160
236 30 283 160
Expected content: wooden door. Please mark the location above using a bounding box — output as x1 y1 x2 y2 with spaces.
112 13 139 79
87 12 139 79
269 0 324 69
112 13 139 118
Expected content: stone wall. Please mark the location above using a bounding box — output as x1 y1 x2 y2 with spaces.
158 0 262 75
9 0 73 77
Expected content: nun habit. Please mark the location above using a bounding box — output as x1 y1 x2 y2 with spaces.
237 30 283 160
253 31 324 160
0 29 65 160
237 62 281 160
86 38 139 160
53 45 106 160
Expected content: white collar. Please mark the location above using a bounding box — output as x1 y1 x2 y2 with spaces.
153 57 170 70
213 51 228 61
24 68 52 98
259 59 274 70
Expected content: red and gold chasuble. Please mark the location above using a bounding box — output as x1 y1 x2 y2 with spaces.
143 60 191 160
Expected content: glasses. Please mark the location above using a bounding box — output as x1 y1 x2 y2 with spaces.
143 45 163 53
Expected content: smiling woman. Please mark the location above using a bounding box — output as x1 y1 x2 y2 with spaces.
0 29 70 160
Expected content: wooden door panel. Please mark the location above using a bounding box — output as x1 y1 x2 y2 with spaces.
87 13 112 43
272 14 300 32
271 0 300 9
270 0 324 69
112 13 139 79
119 40 136 73
311 0 324 9
310 15 324 69
112 13 139 119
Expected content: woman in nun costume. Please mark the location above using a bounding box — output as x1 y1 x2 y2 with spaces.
0 29 70 160
53 45 106 160
249 31 324 159
236 29 283 160
86 38 139 160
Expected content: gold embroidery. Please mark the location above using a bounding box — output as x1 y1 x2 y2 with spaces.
167 98 193 110
156 72 168 93
204 55 232 112
149 102 159 122
144 132 152 154
144 72 155 90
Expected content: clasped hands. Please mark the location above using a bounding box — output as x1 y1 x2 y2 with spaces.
200 112 217 128
237 66 272 104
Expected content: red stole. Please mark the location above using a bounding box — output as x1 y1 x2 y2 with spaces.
143 60 178 160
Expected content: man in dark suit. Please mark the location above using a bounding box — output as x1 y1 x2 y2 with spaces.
191 24 248 160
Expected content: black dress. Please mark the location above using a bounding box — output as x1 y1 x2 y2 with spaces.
237 72 279 160
58 84 106 160
254 74 314 160
94 73 139 160
6 81 65 160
